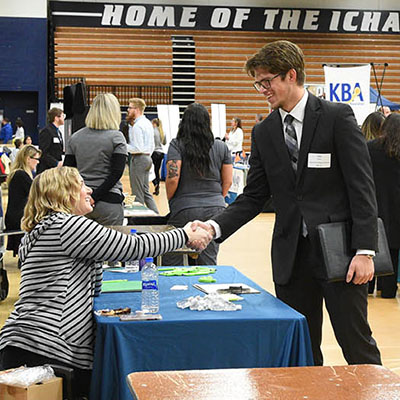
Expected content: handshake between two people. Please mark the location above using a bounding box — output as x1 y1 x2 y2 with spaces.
183 220 216 251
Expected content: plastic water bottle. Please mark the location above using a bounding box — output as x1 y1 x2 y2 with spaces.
125 229 140 273
141 257 159 313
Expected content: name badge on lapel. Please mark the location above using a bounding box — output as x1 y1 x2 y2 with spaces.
308 153 331 168
53 137 60 144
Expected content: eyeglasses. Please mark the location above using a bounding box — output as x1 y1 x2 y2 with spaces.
253 73 282 92
30 157 40 161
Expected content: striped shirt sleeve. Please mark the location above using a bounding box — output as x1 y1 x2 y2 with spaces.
60 215 187 262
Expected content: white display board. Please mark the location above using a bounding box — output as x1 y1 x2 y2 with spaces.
157 104 180 152
324 64 371 125
211 103 226 139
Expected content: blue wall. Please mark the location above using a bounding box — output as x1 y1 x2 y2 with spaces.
0 16 47 141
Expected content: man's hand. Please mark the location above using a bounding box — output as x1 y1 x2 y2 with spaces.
183 222 212 251
190 220 216 239
346 255 374 284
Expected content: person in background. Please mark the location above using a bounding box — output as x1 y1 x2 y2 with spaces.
255 113 263 124
379 106 392 118
120 113 133 145
65 93 127 226
9 138 23 163
14 117 25 140
224 117 243 155
23 135 33 145
0 166 211 399
165 103 233 265
361 112 386 296
126 98 158 213
367 113 400 298
151 118 166 196
5 145 41 262
37 108 64 174
252 113 263 134
0 118 13 144
361 112 385 141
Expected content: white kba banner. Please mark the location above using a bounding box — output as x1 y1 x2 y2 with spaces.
324 65 371 125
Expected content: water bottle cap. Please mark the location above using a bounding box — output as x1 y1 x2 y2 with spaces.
130 228 137 234
145 257 153 262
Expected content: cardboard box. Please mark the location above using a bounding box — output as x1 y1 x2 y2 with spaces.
0 377 62 400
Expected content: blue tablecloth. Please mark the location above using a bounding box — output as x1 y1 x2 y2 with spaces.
90 266 313 400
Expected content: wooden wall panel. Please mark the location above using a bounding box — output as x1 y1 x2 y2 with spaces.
54 27 400 152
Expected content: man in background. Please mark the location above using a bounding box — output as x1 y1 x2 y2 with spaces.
126 98 158 213
37 108 64 174
251 113 263 136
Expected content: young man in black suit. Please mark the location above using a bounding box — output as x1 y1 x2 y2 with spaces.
195 40 381 366
37 107 64 174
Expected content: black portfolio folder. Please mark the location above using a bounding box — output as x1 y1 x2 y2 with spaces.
316 218 394 282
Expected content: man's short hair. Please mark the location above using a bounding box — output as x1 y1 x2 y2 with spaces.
245 40 305 85
47 107 63 123
128 98 146 112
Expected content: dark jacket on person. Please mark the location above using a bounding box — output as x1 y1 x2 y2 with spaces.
37 124 63 173
368 139 400 248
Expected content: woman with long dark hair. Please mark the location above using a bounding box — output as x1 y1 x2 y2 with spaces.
368 113 400 298
165 103 233 265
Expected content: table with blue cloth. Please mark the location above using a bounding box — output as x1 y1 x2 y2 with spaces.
90 266 313 400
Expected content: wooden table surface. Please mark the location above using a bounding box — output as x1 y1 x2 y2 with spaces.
127 365 400 400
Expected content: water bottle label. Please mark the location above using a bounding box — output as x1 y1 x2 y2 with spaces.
142 280 158 290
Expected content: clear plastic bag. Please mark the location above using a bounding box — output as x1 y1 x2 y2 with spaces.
177 293 242 311
0 365 55 387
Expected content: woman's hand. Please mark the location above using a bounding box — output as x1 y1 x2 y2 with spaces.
224 132 230 141
183 222 212 251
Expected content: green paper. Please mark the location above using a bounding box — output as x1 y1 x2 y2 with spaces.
159 267 216 277
102 280 142 293
198 276 216 283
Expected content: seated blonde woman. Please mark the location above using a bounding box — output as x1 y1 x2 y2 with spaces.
0 167 210 399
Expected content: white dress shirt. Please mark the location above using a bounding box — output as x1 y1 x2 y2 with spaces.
127 115 155 155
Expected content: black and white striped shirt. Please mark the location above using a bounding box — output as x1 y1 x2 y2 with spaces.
0 212 186 369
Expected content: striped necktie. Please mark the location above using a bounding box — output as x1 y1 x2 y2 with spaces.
57 128 64 151
284 114 298 171
285 114 307 236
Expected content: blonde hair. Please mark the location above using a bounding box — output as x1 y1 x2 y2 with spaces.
22 167 81 232
128 98 146 112
7 145 41 184
85 93 121 130
152 118 165 143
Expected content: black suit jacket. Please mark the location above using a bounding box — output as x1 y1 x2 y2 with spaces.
37 123 63 173
214 93 378 285
368 139 400 248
